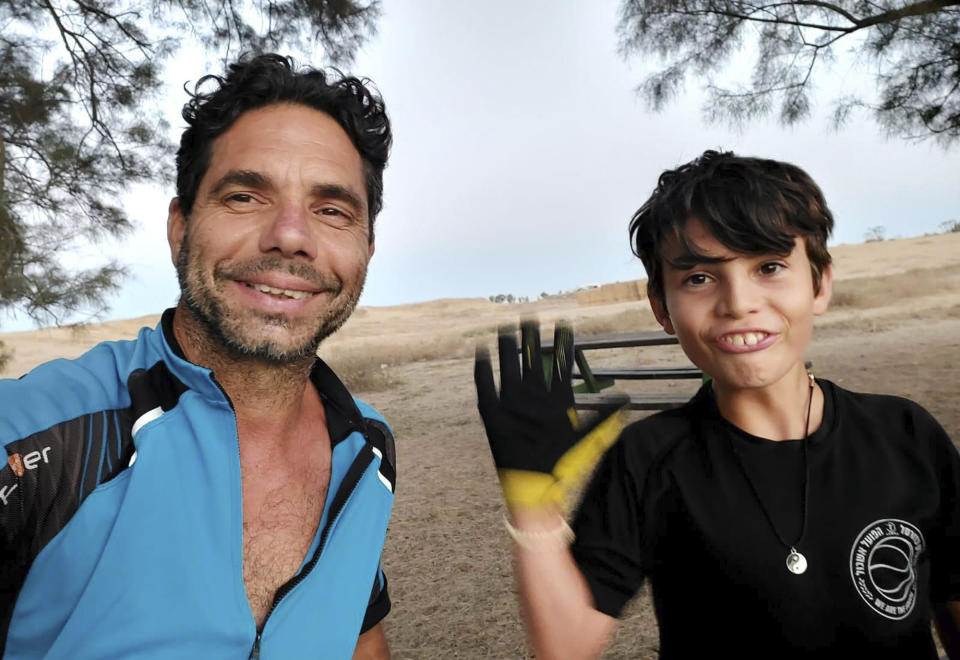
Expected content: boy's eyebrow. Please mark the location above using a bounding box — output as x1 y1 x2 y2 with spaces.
664 248 795 270
664 254 731 270
208 170 272 197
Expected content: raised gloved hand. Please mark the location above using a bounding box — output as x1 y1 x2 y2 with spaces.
474 320 626 513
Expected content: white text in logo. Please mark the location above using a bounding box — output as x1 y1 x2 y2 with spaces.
849 518 924 620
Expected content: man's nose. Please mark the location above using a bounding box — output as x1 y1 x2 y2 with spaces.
716 277 759 318
259 203 317 260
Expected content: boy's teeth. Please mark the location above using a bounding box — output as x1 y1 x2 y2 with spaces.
723 332 767 346
250 283 311 300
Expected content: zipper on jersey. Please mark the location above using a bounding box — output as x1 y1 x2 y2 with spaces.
248 631 261 660
249 442 375 656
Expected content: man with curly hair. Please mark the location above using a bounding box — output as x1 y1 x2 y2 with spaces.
1 54 396 659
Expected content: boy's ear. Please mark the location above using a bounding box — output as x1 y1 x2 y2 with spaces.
813 264 833 316
167 197 185 266
650 294 676 335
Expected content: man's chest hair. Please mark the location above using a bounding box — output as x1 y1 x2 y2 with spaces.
241 452 331 625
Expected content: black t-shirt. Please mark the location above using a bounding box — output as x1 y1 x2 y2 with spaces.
571 379 960 658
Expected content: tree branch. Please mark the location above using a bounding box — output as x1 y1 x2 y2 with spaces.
653 7 855 33
856 0 960 28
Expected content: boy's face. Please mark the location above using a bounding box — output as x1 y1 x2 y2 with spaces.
650 218 832 393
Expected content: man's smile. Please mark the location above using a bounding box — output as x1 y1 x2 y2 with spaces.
244 282 313 300
215 263 336 310
241 281 318 300
230 276 332 311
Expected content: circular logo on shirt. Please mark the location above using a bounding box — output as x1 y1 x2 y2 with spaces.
849 519 924 620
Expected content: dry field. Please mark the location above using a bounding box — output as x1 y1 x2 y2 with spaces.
2 232 960 658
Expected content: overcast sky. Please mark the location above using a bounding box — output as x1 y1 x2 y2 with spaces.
6 0 959 331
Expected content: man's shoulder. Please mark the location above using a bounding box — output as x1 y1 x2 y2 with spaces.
346 397 397 493
353 398 390 428
309 360 393 435
0 325 162 445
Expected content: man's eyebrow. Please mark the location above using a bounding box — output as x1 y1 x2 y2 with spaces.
311 183 364 213
208 170 272 197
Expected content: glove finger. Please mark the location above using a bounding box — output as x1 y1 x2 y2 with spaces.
520 319 546 389
497 325 521 397
474 344 499 413
551 322 575 409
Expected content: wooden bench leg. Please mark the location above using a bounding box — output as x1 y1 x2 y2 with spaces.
574 348 602 393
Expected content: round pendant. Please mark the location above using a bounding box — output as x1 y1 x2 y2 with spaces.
786 549 807 575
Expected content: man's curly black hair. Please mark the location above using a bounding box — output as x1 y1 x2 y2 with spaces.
629 150 834 304
176 53 391 241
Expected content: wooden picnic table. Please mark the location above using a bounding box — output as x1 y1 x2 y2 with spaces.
541 330 680 351
541 330 701 410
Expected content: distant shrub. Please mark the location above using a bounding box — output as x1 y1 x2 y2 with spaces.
864 226 886 242
0 341 11 373
940 219 960 234
489 293 523 304
68 322 92 340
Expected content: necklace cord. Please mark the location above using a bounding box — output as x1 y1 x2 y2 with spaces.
729 374 815 552
796 373 814 547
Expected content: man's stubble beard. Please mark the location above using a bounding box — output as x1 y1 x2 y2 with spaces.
175 232 366 364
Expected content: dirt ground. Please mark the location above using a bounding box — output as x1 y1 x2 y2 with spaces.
2 232 960 658
364 313 960 659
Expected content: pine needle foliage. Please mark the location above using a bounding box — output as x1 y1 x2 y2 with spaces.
0 0 380 328
618 0 960 143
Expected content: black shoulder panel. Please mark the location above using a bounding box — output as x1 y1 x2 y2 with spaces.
127 363 189 417
0 360 187 651
364 418 396 492
0 405 136 651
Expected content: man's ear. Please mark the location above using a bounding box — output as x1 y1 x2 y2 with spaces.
367 239 375 260
649 293 676 335
813 264 833 316
167 197 186 266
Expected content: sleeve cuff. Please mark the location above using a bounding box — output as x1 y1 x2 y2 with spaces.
360 574 391 633
581 574 632 619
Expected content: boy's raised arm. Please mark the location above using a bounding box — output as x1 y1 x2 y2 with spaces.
474 321 624 658
934 602 960 660
510 507 618 659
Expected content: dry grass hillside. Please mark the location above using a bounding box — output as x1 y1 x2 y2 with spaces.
2 231 960 658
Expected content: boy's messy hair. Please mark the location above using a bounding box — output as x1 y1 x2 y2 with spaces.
629 150 834 303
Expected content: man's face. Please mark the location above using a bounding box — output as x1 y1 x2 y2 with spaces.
650 218 832 392
168 103 375 363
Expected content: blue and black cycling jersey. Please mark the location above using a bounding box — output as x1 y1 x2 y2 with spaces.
0 309 396 659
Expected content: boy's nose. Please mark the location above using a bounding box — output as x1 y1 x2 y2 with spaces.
716 277 760 318
259 203 318 260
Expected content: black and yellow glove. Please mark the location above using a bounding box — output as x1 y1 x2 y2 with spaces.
474 320 626 513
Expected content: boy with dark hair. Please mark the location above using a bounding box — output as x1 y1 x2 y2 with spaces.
476 150 960 658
